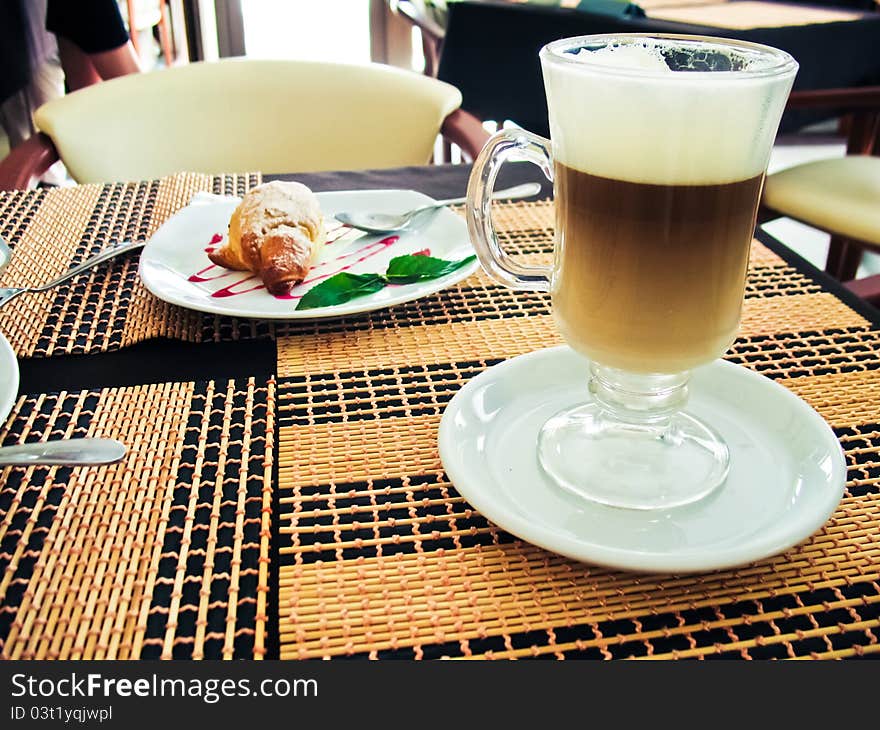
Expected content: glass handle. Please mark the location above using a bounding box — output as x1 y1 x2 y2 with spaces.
466 129 553 292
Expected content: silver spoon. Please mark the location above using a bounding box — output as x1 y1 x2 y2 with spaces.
0 239 144 310
0 438 126 466
335 182 542 234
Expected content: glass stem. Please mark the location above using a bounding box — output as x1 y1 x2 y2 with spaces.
588 363 690 425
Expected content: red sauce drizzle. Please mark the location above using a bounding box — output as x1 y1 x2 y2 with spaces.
188 234 401 301
188 263 232 283
204 232 224 253
211 275 264 298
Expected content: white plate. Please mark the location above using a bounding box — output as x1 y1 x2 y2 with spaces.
438 346 847 574
139 190 478 319
0 333 18 424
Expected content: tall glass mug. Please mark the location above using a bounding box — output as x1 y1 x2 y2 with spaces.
467 34 797 510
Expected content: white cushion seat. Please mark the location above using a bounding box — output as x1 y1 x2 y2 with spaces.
763 155 880 246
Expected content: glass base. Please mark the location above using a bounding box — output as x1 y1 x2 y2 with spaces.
537 365 730 510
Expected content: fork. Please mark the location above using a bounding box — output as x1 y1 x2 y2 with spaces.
0 239 145 309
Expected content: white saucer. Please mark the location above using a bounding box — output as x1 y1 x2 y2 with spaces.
0 332 18 423
438 346 846 574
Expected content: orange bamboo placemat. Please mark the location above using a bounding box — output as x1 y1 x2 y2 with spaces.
0 185 808 362
274 200 880 659
0 172 261 359
1 191 878 659
0 376 274 660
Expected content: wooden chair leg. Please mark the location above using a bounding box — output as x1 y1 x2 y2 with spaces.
825 235 863 281
421 33 440 77
126 0 141 57
158 0 174 67
443 139 453 164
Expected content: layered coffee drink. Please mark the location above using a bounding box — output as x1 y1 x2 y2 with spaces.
553 167 763 373
544 39 790 373
466 34 797 509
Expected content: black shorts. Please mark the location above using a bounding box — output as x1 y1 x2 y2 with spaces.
46 0 130 54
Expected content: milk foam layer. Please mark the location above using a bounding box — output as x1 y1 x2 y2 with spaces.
542 39 796 185
575 43 669 72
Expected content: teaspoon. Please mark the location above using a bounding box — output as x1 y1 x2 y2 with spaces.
0 438 127 466
335 182 542 235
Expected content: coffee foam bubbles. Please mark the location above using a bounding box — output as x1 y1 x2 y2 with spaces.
543 42 794 185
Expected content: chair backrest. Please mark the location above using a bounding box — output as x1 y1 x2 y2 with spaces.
34 58 462 183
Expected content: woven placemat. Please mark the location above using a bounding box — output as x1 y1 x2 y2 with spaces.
0 172 261 359
0 376 274 660
274 201 879 659
0 188 818 360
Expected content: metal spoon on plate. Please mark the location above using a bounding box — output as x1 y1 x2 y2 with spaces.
335 182 542 235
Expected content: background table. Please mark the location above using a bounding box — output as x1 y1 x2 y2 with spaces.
0 164 878 659
437 0 880 136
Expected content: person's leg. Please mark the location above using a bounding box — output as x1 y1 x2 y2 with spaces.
88 41 141 81
57 36 141 92
56 36 101 91
47 0 141 87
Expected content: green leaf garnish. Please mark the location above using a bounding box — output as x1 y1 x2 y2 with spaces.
296 272 386 310
385 254 477 284
294 253 476 311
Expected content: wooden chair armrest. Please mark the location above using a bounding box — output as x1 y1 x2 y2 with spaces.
787 86 880 111
0 133 60 191
440 108 490 162
787 86 880 155
845 273 880 307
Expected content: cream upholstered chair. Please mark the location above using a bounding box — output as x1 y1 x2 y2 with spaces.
0 58 488 188
760 86 880 303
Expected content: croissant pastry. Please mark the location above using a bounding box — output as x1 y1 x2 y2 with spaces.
209 181 326 295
